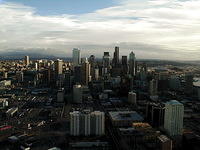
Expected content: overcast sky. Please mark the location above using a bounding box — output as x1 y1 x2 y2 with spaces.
0 0 200 60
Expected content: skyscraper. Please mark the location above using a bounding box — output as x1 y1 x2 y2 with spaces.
149 79 158 96
129 52 136 76
103 52 111 75
122 56 128 75
94 68 99 81
164 100 184 136
113 46 119 67
55 59 63 76
88 55 96 80
74 65 82 84
73 84 83 103
24 56 30 67
81 58 91 86
72 48 81 67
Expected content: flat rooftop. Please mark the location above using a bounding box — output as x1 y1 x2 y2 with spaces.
109 111 143 121
166 100 183 105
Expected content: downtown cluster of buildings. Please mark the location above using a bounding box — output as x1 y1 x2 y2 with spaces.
0 46 200 149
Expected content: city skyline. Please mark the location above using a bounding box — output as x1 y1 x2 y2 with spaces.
0 0 200 60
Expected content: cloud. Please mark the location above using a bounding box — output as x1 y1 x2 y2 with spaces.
0 0 200 60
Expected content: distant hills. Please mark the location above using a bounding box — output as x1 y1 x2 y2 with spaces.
0 49 67 60
0 50 199 66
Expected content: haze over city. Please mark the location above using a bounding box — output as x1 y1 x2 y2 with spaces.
0 0 200 60
1 0 200 150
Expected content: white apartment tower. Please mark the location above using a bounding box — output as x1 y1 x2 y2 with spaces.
70 111 80 136
70 110 105 136
164 100 184 136
90 111 105 136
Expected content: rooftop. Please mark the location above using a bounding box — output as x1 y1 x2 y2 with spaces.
158 135 171 143
166 100 183 105
109 111 143 121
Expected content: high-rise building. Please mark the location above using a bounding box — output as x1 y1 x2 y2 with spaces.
81 58 91 85
70 111 80 136
88 55 96 80
34 61 39 71
146 102 165 128
90 111 105 135
149 79 158 96
73 84 83 103
113 46 119 67
128 92 137 106
185 74 193 94
57 88 64 102
103 52 111 75
121 56 128 75
54 59 63 77
94 68 99 81
73 65 82 84
129 52 136 76
70 110 105 136
164 100 184 136
24 56 30 66
72 48 81 67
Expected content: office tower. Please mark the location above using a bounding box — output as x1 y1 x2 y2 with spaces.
55 59 63 76
24 56 30 66
121 56 128 75
146 103 165 128
157 135 172 150
128 92 137 106
65 70 72 93
149 79 158 96
94 68 99 81
102 52 111 75
112 46 119 67
129 51 136 76
73 84 83 103
72 48 81 67
185 74 193 94
74 66 82 84
169 75 181 91
70 110 105 136
140 63 147 80
90 111 105 135
88 55 95 80
164 100 184 136
57 88 64 102
34 61 39 71
81 59 91 85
